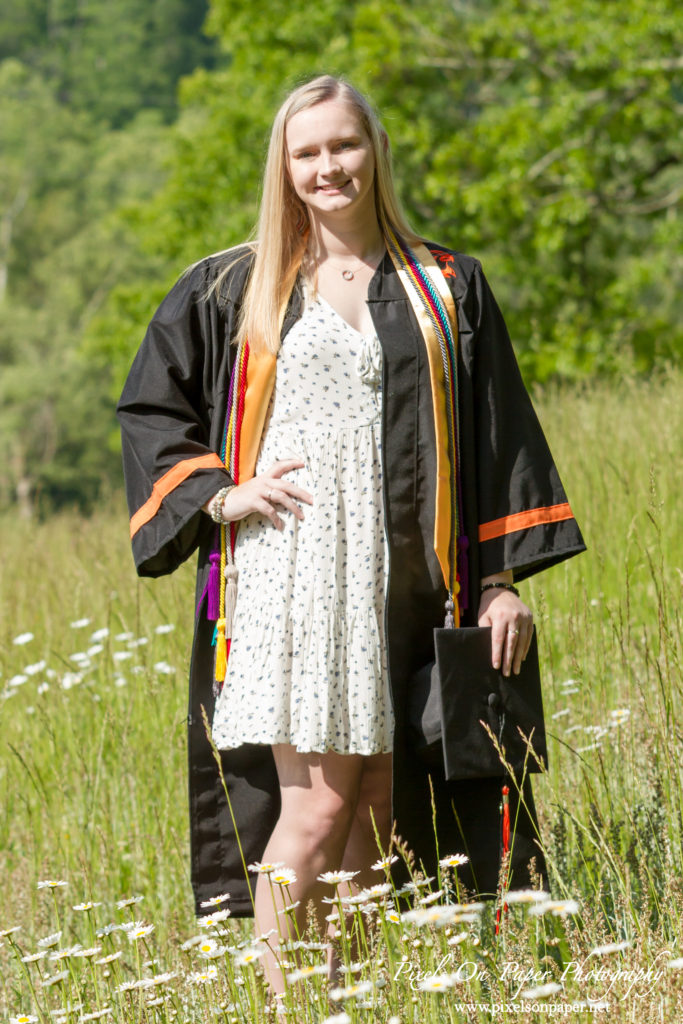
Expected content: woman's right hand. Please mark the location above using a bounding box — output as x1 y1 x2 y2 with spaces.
213 459 313 530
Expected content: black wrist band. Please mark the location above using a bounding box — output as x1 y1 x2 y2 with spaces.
480 581 520 598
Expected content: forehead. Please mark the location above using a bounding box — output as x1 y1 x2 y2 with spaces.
285 98 366 150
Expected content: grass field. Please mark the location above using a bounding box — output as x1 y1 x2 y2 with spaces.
1 369 681 1023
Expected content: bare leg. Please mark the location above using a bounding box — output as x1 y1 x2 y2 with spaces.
328 752 393 976
254 745 367 996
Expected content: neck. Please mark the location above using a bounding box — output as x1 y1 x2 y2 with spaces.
307 214 385 264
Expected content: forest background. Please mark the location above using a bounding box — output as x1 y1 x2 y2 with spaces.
0 0 681 517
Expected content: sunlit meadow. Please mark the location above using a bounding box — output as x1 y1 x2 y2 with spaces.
1 370 682 1023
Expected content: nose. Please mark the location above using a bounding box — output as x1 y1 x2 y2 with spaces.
319 149 342 176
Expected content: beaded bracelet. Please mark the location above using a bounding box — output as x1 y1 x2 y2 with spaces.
209 485 236 524
480 581 520 598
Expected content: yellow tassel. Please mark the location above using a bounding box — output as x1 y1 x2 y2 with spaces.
214 618 227 683
223 564 239 639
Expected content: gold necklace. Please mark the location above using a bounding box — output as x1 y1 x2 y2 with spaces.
306 246 385 282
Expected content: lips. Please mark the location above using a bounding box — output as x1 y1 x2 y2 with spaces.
315 180 350 191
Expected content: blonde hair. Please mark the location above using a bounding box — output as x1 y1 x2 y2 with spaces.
213 75 422 355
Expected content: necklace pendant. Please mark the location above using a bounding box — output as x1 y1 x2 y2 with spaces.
342 269 355 281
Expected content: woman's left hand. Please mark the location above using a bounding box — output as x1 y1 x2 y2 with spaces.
477 589 533 677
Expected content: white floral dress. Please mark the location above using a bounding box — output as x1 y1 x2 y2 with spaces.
211 290 393 755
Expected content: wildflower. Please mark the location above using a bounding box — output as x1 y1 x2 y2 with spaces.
278 900 301 916
95 951 122 964
80 1010 112 1021
117 980 152 993
447 931 470 945
13 632 34 645
371 855 399 871
667 958 683 969
505 889 550 905
95 924 120 937
87 644 104 656
200 893 230 908
395 877 435 894
197 937 222 958
234 945 266 967
38 931 62 947
317 869 360 885
385 909 401 924
401 906 460 928
112 651 132 662
270 867 297 886
10 1016 39 1023
25 660 47 676
21 951 47 962
1 925 21 937
114 676 127 688
609 708 630 726
522 982 563 999
146 998 165 1007
529 898 580 918
286 964 328 983
73 901 102 911
590 940 631 956
417 973 459 991
37 879 68 890
38 683 50 695
127 637 148 648
439 853 469 868
50 945 83 960
127 923 155 942
70 618 91 629
248 860 285 874
61 673 83 689
338 960 370 974
191 966 218 984
116 895 144 908
153 661 174 674
357 883 392 901
199 909 231 927
155 624 175 634
90 628 109 642
42 971 70 987
329 980 373 1001
73 947 102 958
419 889 445 905
147 972 177 986
120 919 145 932
180 935 204 950
321 1015 352 1024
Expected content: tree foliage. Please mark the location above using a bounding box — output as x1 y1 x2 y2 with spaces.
1 0 681 512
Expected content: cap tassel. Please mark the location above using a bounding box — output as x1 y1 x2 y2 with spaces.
207 552 221 621
214 618 227 684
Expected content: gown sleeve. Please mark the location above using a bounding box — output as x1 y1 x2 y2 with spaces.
470 261 586 581
116 262 234 578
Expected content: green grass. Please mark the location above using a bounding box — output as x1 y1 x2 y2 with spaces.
1 368 682 1022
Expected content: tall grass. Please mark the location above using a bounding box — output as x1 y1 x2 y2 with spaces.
1 369 682 1022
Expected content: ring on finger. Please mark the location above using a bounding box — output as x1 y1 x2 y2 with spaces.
508 629 520 637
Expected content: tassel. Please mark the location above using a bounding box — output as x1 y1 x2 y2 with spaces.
214 618 227 684
501 785 511 854
223 563 239 639
496 784 511 936
207 552 221 621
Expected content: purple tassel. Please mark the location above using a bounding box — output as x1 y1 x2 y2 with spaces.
207 552 221 621
457 535 470 612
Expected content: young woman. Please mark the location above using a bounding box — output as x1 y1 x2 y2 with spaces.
118 76 584 993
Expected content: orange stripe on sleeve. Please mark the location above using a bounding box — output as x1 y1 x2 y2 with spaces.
130 453 226 539
478 502 574 543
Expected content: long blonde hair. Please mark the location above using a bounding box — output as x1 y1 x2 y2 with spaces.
213 76 422 355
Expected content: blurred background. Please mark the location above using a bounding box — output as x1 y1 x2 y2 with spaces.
1 0 681 517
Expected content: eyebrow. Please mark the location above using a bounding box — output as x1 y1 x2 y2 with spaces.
289 134 361 156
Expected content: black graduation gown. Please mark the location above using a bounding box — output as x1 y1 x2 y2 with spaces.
117 244 585 916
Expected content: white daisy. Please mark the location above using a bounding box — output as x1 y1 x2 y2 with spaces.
79 1010 112 1021
317 870 360 885
42 971 70 988
199 909 231 927
417 973 459 991
505 889 550 905
37 880 68 890
286 964 328 983
191 966 218 984
37 931 62 948
529 899 580 918
521 982 563 999
10 1015 39 1023
200 893 230 908
329 980 373 1001
90 628 110 642
0 925 21 937
126 924 154 942
154 624 175 634
73 901 102 911
590 940 631 956
13 632 34 645
247 860 285 874
371 855 399 871
438 853 469 868
70 618 91 629
95 952 123 964
233 945 266 967
21 952 47 963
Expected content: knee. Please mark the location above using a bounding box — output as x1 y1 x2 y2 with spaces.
281 789 356 848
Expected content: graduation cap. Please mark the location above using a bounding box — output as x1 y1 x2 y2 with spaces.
409 626 547 781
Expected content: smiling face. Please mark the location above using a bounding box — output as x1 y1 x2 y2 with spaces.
285 98 377 224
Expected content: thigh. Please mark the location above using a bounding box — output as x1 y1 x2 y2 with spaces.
355 752 392 811
272 744 367 815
